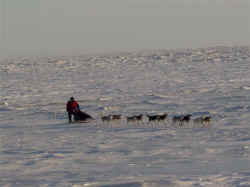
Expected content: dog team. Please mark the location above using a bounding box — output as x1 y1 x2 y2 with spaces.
101 113 211 127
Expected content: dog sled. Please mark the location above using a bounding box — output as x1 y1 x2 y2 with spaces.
73 110 94 123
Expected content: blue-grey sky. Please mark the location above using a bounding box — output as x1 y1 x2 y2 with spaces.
0 0 249 58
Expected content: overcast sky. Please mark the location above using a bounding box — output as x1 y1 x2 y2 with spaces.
0 0 249 58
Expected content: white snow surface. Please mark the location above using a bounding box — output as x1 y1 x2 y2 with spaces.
1 46 250 186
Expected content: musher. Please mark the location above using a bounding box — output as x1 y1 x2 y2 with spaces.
66 97 80 123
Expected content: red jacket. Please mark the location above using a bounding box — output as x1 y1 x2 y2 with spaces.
67 100 79 113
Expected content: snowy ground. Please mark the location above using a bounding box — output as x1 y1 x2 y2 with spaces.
1 46 250 186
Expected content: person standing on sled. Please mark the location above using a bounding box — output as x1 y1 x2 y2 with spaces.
66 97 80 123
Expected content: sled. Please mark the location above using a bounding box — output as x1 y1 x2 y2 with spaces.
74 110 94 122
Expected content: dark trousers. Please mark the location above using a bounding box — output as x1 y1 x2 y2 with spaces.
68 112 74 123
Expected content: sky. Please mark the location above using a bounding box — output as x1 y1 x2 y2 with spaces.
0 0 249 58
